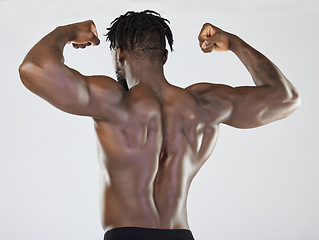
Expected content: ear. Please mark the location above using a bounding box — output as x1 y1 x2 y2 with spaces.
117 47 126 64
163 49 168 65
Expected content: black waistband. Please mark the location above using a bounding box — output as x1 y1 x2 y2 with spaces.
104 227 195 240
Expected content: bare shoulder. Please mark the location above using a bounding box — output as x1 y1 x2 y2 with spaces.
186 82 234 97
185 83 235 123
86 75 128 121
86 75 125 99
185 82 235 108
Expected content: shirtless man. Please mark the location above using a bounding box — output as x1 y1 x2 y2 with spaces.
19 10 300 240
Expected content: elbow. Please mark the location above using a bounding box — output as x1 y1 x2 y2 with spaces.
18 62 26 79
285 84 301 111
284 93 301 119
19 61 33 84
290 90 301 112
278 86 301 118
268 84 301 120
275 81 301 110
18 61 40 91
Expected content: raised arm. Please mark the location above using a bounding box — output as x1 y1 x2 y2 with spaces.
19 20 124 119
190 23 300 128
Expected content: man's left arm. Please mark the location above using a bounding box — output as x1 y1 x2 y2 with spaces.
191 23 301 128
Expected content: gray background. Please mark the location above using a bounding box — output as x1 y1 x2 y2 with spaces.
0 0 318 239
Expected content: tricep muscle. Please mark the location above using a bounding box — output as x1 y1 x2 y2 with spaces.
19 62 124 119
188 83 299 129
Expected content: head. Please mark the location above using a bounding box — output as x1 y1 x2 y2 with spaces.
106 10 174 90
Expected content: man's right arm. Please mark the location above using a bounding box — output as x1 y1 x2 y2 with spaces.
189 23 300 128
19 20 125 119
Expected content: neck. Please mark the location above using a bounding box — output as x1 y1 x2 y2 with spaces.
124 59 168 89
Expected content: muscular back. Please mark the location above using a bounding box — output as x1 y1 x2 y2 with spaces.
94 84 221 231
18 17 300 235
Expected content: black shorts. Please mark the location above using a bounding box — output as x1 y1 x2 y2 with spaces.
104 227 195 240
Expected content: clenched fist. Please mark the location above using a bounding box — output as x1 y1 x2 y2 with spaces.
198 23 232 53
62 20 100 49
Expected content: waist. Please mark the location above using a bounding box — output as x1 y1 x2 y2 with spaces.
104 227 195 240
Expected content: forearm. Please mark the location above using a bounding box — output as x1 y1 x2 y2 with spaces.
20 26 72 73
229 35 298 99
18 26 77 104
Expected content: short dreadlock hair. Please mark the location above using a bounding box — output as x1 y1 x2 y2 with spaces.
106 10 174 61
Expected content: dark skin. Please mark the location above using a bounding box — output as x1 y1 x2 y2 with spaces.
19 20 300 231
